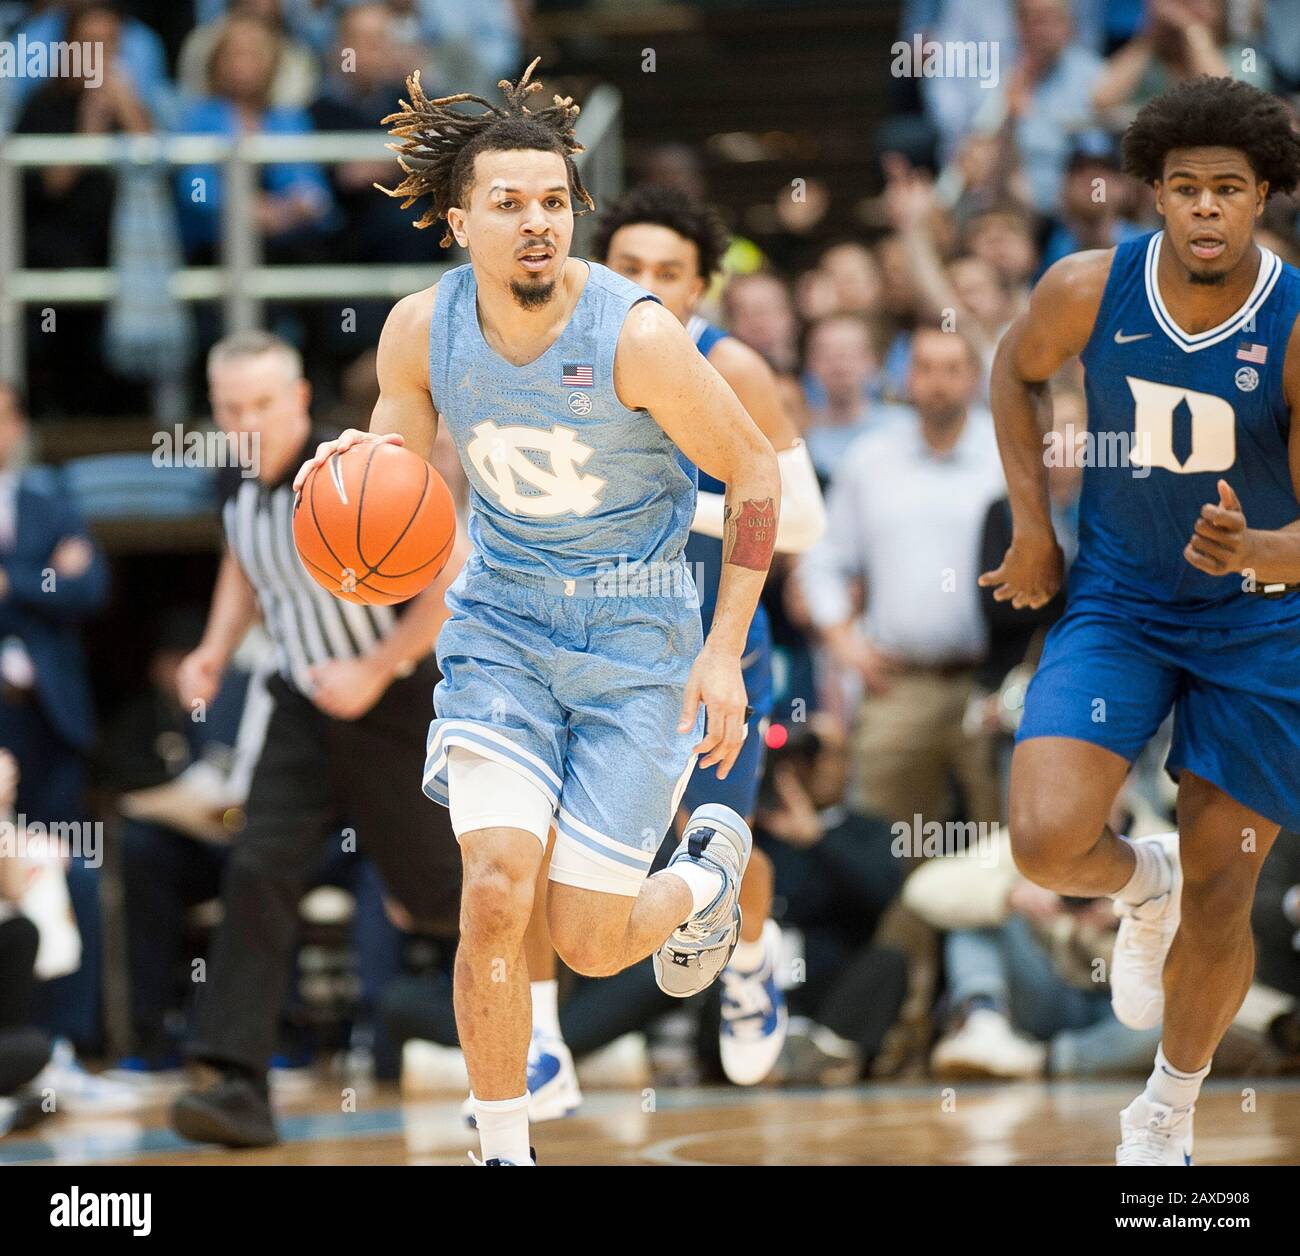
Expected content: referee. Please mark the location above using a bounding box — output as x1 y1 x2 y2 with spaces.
170 332 467 1148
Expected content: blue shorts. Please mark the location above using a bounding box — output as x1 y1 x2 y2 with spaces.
1018 596 1300 830
423 555 705 895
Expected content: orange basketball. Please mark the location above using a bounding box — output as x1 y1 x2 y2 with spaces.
293 441 456 605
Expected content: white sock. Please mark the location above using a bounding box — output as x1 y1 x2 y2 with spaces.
730 936 765 973
665 860 725 916
1115 835 1174 906
472 1092 532 1165
531 979 560 1039
1146 1042 1210 1110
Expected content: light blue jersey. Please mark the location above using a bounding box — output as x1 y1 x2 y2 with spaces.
427 260 698 581
422 258 707 895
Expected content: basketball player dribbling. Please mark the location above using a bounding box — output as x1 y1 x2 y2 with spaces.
295 62 780 1165
979 77 1300 1165
489 187 828 1120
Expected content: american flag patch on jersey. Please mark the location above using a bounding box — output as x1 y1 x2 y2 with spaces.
562 363 594 386
1237 342 1268 364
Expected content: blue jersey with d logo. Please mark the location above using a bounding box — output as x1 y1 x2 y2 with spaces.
1075 230 1300 625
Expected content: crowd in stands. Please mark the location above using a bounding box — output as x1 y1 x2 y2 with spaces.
0 0 1298 1134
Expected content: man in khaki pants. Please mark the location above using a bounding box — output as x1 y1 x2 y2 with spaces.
797 326 1007 1067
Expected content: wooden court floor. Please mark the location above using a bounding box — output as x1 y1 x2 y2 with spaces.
4 1078 1299 1165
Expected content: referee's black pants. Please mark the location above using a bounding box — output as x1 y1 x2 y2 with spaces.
186 662 461 1077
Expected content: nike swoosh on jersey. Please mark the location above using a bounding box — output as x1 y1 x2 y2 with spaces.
1114 330 1153 344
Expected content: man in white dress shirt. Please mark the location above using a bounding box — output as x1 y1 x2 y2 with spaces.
797 326 1007 829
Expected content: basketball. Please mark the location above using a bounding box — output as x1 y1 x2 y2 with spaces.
293 441 456 605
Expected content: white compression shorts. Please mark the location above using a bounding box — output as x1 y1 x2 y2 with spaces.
446 745 554 845
446 744 688 896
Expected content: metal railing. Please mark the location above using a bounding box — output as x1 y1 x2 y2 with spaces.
0 83 622 393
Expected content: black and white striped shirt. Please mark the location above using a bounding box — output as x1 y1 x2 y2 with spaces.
218 429 397 696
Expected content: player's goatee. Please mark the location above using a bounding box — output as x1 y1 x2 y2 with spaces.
510 279 556 309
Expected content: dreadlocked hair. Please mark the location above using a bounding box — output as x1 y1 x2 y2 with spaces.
375 56 595 247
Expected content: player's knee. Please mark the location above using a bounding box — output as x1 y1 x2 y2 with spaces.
459 860 535 947
550 922 621 978
1007 804 1089 888
548 901 623 976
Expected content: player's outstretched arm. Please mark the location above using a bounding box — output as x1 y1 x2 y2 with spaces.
614 299 781 777
292 287 440 492
978 248 1112 609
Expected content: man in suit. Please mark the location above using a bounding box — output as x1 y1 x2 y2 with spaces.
0 381 107 827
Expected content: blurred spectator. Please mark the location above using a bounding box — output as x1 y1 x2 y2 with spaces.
797 327 1005 828
754 718 909 1083
801 315 910 478
0 0 173 132
873 233 924 401
12 3 157 414
1039 132 1146 273
879 162 1036 398
14 3 155 269
721 271 801 375
0 383 108 828
925 0 1105 214
1092 0 1271 122
1265 0 1300 91
813 242 883 320
641 142 708 203
0 750 53 1124
178 0 321 109
173 14 335 260
308 4 430 263
963 206 1039 298
905 828 1164 1077
100 611 245 1070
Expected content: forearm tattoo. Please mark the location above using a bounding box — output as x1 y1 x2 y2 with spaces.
723 497 776 571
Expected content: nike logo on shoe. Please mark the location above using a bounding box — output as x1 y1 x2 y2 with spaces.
1114 330 1152 344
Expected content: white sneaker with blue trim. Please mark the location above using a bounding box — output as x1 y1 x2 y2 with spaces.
1117 1093 1194 1165
654 804 752 999
462 1031 582 1127
719 919 788 1085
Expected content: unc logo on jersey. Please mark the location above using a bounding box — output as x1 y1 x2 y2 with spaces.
1126 376 1236 474
466 420 606 517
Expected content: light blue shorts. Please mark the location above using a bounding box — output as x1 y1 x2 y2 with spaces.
423 554 705 895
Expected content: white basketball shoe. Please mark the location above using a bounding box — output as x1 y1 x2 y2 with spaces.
654 804 752 999
1111 832 1181 1030
1117 1093 1194 1165
462 1030 582 1128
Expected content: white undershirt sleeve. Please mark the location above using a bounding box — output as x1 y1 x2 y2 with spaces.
690 439 827 555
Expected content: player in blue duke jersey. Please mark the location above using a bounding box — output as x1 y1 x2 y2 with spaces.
295 62 779 1166
979 77 1300 1166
